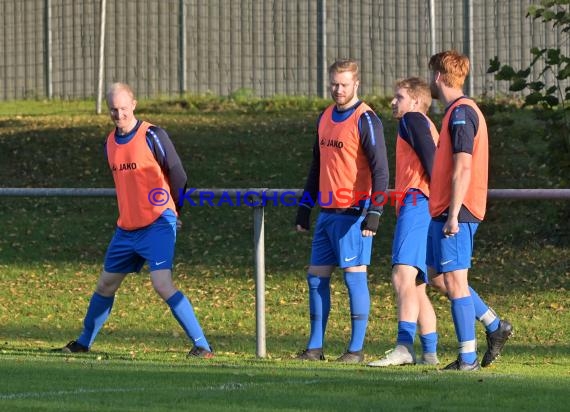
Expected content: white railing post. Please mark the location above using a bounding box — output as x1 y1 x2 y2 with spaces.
96 0 107 114
252 203 266 358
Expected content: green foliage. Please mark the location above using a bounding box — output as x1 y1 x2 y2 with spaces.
487 1 570 108
138 92 331 115
0 99 96 116
487 0 570 181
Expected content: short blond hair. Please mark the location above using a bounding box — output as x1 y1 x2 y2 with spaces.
428 50 470 89
395 77 432 114
329 59 360 82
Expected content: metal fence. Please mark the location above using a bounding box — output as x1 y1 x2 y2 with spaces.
0 0 568 101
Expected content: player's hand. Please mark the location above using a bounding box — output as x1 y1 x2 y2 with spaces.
443 217 459 237
295 206 311 231
176 218 183 231
361 212 381 236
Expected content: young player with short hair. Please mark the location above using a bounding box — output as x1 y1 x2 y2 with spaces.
368 77 440 367
294 59 389 363
427 51 512 370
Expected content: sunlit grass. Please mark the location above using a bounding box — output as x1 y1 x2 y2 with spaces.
0 97 568 411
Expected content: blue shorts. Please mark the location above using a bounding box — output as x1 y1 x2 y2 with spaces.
310 211 373 268
426 220 479 273
104 215 177 274
392 192 429 283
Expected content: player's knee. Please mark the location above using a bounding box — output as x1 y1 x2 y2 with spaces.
307 265 334 277
391 273 407 293
152 279 176 300
429 274 447 294
391 265 417 292
95 273 122 296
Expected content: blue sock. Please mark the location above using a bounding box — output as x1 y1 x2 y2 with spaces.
167 291 210 350
306 274 330 349
469 286 500 333
77 292 114 348
344 271 370 352
396 321 416 346
420 332 438 354
451 296 477 364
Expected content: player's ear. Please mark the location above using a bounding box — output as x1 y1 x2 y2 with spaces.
413 96 420 109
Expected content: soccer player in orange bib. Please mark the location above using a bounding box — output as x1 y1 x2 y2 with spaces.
427 51 512 370
294 59 389 363
58 83 213 358
368 77 440 367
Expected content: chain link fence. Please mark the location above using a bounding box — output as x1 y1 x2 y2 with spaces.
0 0 567 101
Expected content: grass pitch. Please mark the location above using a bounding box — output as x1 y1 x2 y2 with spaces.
1 351 569 411
0 96 568 411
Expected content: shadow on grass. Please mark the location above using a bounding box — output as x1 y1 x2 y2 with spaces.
1 323 568 365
